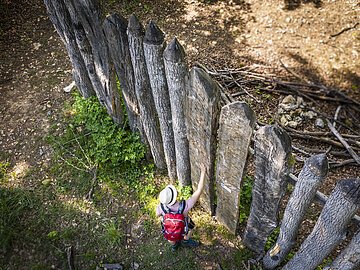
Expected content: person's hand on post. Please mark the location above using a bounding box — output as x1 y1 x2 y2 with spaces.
198 164 206 192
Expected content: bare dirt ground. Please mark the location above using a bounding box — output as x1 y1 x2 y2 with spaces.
1 0 359 269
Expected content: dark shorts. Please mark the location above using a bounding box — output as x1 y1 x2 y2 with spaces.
186 216 195 230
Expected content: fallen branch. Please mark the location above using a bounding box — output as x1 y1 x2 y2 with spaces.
228 70 261 103
291 148 357 168
333 105 342 128
330 22 359 38
292 145 311 156
284 126 360 147
66 246 75 270
292 145 350 158
288 132 359 150
85 166 98 200
210 67 360 110
326 120 360 165
307 107 359 135
284 126 360 140
330 159 359 168
280 59 308 84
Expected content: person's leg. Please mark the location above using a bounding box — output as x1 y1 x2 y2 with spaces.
182 217 199 247
168 240 180 251
183 229 193 240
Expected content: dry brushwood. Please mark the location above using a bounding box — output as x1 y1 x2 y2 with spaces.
205 65 360 174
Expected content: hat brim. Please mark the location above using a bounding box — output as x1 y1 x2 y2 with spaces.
166 184 178 206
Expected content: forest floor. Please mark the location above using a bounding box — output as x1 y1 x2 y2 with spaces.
0 0 359 269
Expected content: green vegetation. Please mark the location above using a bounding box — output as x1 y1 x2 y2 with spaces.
1 92 258 269
265 227 280 251
239 175 253 224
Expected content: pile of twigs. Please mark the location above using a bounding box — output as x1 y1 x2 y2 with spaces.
196 62 360 170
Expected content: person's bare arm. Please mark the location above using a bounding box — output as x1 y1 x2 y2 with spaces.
190 165 206 203
156 204 162 217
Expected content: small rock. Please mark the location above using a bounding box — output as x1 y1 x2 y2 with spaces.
294 116 302 123
288 120 299 128
63 81 76 93
277 107 285 114
315 118 325 129
296 96 305 107
280 95 298 111
302 110 317 119
280 115 289 126
282 95 296 104
33 43 41 50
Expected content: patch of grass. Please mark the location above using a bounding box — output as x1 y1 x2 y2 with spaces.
102 219 125 246
0 188 40 259
135 239 198 269
239 175 253 224
316 257 332 270
195 212 218 243
0 161 9 183
220 247 255 269
265 227 280 251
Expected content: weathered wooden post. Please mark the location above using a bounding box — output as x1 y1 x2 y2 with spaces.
215 101 256 234
143 21 177 180
187 66 221 214
163 38 191 186
45 0 124 124
127 14 166 170
243 125 292 255
283 178 360 270
325 229 360 270
67 0 124 124
263 153 329 269
103 13 141 133
44 0 95 98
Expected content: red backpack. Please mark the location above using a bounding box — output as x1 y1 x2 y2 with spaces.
160 200 188 241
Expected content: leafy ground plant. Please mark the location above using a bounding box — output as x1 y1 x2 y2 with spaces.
1 92 259 269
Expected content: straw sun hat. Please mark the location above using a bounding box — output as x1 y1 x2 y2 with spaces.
159 185 178 206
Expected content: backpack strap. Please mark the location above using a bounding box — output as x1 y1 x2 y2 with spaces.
160 200 186 215
177 200 186 214
160 203 169 214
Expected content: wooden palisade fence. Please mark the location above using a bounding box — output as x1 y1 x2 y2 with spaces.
44 1 360 269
